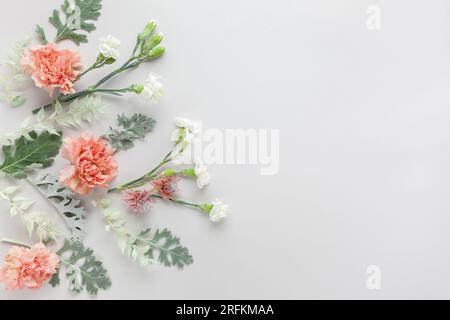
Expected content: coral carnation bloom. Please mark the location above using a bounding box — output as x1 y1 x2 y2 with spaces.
152 175 180 200
123 190 154 214
60 133 118 195
21 43 82 96
0 244 60 291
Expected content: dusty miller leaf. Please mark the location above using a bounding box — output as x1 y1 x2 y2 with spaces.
33 173 87 241
0 96 107 145
54 96 107 128
0 186 62 243
139 228 194 268
49 0 103 45
94 199 193 268
35 25 48 44
0 37 31 107
0 131 62 179
50 239 111 295
105 113 156 151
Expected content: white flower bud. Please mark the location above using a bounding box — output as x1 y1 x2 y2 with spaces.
99 35 121 60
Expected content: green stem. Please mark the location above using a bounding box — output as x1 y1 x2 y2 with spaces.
32 86 135 114
1 238 31 248
93 57 140 88
33 90 90 114
97 87 134 94
77 60 107 79
92 67 122 89
146 158 172 178
32 55 144 114
108 151 174 193
151 195 202 210
78 65 96 79
132 36 142 56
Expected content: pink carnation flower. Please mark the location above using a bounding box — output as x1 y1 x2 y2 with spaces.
21 43 82 96
0 244 60 291
123 190 154 214
60 133 119 195
152 175 180 200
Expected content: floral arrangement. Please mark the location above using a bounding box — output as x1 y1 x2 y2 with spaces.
0 0 228 296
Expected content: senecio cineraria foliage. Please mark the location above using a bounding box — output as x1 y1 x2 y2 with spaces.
0 0 228 296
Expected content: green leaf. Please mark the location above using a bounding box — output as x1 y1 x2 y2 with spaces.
35 25 48 44
0 186 62 243
0 37 31 108
105 113 156 151
140 228 194 268
49 0 103 45
50 239 111 296
94 199 193 268
0 131 62 179
33 173 87 241
51 96 108 129
49 270 60 287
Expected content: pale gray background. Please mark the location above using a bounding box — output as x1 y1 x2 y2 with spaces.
1 0 450 299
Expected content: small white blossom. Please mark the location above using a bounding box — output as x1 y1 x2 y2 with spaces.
195 161 211 189
175 117 201 133
209 199 228 223
170 117 202 158
99 35 121 60
142 73 164 104
171 117 202 143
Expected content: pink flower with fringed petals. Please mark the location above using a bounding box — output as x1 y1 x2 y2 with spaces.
0 244 60 291
21 43 82 96
123 190 154 214
151 175 179 200
60 133 118 195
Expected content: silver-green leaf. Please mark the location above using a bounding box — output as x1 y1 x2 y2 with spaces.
50 239 111 296
33 173 86 241
49 0 103 45
94 198 193 269
139 228 194 268
35 25 48 44
0 131 62 179
105 113 156 151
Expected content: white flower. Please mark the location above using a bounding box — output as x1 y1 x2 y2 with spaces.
175 118 191 128
142 73 164 104
171 118 202 149
170 117 203 160
195 161 211 189
209 199 228 223
175 117 201 133
99 35 121 60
